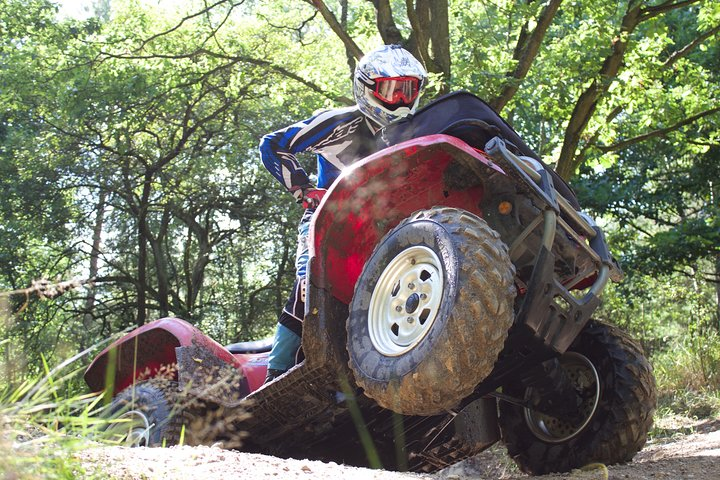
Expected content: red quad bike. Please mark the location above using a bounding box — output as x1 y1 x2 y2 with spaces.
85 92 656 475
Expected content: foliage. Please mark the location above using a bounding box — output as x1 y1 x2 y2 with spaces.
576 143 718 279
0 344 106 479
0 0 718 406
653 333 720 393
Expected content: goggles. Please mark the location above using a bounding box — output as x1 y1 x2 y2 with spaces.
372 76 420 105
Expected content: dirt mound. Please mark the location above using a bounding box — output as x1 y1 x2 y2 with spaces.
80 418 720 480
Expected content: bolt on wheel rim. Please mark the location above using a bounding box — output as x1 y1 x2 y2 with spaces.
368 246 443 356
523 352 601 443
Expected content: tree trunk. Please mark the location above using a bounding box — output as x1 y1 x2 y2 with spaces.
234 241 245 342
490 0 563 112
148 206 171 317
715 254 720 333
176 209 215 319
713 177 720 333
373 0 403 45
82 190 106 345
428 0 450 92
555 3 642 179
136 175 152 327
405 0 450 91
189 228 211 312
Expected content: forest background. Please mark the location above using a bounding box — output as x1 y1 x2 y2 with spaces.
0 0 718 474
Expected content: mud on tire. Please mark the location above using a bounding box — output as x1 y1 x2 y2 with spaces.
105 380 188 447
499 320 657 475
347 207 516 415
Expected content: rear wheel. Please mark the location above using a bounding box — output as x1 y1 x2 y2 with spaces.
347 207 516 415
105 380 187 447
499 320 656 474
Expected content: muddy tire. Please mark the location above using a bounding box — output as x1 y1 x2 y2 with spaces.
105 380 187 447
499 320 656 475
347 207 516 415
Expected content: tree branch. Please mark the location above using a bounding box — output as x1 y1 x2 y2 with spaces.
234 54 354 105
490 0 563 112
664 23 720 69
256 10 319 46
597 106 720 152
305 0 364 60
640 0 702 21
555 2 643 179
340 0 356 78
626 219 656 238
134 0 244 53
574 104 624 166
555 0 706 178
95 45 354 105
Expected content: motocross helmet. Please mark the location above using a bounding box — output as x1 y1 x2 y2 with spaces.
353 45 427 126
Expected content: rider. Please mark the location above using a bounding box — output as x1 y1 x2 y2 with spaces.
259 44 428 383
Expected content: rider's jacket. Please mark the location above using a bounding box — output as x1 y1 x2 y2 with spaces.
259 106 380 197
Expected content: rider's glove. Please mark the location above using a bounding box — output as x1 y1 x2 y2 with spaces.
300 188 327 210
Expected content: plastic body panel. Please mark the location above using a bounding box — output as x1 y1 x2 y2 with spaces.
308 134 502 305
83 317 267 395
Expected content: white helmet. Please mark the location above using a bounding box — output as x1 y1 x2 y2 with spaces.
353 45 427 126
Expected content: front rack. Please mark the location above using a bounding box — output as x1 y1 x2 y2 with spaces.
485 137 616 353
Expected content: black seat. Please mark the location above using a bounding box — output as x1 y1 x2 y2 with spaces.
225 337 273 354
379 91 539 159
379 91 580 209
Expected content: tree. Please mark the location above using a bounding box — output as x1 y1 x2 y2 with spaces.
1 0 718 386
571 2 720 331
299 0 718 179
48 0 305 331
1 0 310 355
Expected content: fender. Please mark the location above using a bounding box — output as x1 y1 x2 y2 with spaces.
84 317 240 394
308 134 503 305
301 134 503 373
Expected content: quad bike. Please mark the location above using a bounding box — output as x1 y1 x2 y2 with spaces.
85 92 656 475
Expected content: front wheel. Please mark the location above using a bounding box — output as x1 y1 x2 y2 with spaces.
347 207 516 415
499 320 656 475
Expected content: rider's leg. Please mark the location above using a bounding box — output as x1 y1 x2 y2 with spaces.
266 323 301 381
264 210 313 384
265 278 304 382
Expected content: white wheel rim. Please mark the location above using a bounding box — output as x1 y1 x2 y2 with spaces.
523 352 601 443
368 245 444 356
108 409 152 447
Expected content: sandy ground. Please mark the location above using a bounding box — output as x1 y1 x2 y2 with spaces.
80 417 720 480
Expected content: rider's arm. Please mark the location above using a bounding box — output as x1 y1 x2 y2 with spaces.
259 118 315 202
259 108 359 201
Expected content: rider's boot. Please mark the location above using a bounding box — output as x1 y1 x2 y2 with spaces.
264 323 301 385
264 368 286 384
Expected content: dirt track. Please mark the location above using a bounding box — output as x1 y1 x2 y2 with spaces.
80 418 720 479
438 418 720 479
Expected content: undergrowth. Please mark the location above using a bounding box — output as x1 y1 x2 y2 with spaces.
0 337 248 479
652 332 720 394
648 336 720 439
0 345 107 479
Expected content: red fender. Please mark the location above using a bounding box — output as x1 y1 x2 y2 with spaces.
309 134 503 304
84 317 241 394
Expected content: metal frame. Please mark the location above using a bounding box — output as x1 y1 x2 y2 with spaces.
485 137 613 353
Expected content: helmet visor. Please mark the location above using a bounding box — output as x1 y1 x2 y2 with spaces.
373 77 419 105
